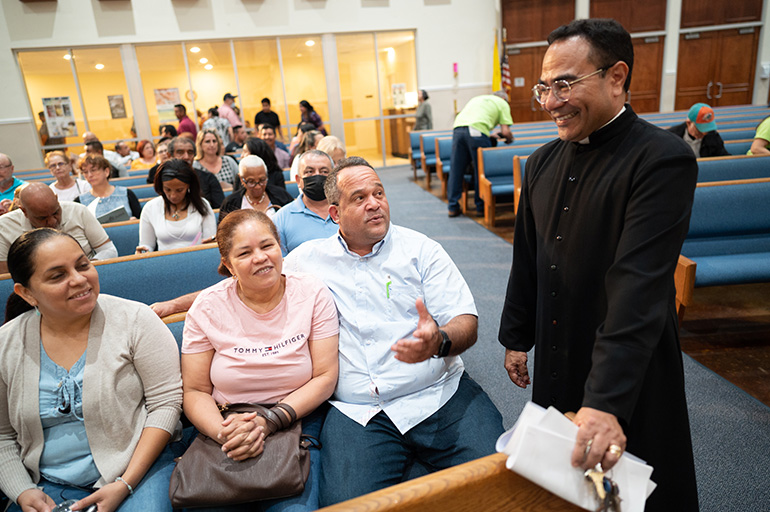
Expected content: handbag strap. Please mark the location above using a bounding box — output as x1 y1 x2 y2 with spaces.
274 402 297 424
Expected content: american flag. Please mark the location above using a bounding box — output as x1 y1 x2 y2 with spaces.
501 55 511 99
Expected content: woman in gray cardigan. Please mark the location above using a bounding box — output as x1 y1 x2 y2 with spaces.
0 228 183 512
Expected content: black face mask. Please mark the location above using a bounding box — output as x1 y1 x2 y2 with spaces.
302 174 327 201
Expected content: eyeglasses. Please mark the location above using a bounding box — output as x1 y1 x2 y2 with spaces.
241 178 267 188
532 67 608 105
0 163 12 170
48 162 69 170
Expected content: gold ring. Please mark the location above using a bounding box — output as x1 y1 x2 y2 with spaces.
608 444 623 457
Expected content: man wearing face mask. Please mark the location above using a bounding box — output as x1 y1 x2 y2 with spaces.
147 149 338 318
273 149 338 255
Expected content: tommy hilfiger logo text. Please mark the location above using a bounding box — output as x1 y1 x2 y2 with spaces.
232 333 306 357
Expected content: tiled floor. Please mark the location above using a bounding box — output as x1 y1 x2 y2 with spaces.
417 168 770 408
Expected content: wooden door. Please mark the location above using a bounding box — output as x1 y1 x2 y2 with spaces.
629 36 664 113
675 32 719 110
502 0 575 44
714 28 759 106
675 29 759 110
681 0 763 27
506 47 551 123
590 0 666 32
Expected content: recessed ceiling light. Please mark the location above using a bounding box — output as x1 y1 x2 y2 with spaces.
204 64 213 70
200 58 208 64
95 63 105 70
297 53 302 57
305 40 315 47
63 54 72 60
190 47 201 53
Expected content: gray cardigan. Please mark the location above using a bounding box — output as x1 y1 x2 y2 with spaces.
0 294 183 502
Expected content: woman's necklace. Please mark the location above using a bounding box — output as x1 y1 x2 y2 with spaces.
170 204 187 220
245 193 266 208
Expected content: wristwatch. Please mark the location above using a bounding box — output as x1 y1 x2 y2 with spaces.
434 329 452 358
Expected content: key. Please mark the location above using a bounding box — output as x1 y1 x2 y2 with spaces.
584 464 622 511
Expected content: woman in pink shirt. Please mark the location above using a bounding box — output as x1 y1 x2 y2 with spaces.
182 209 339 511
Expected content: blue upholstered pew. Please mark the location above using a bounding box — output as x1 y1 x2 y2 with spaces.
434 137 453 199
103 219 140 256
129 184 158 200
285 181 300 199
409 129 450 181
718 128 760 141
0 244 224 311
696 155 770 183
419 131 452 187
680 178 770 289
725 140 754 156
476 146 538 227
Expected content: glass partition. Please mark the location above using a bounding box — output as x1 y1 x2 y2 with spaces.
280 36 328 136
233 39 285 139
72 47 134 147
186 41 240 129
135 44 190 139
18 49 83 151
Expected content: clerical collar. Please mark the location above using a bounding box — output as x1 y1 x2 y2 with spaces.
577 106 627 144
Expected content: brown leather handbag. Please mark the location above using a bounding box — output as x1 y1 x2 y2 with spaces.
169 403 311 508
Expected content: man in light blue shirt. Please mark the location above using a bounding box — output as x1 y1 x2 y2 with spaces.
272 150 337 256
283 156 503 506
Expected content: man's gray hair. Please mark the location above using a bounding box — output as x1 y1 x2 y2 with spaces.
239 155 266 175
324 156 376 206
168 136 195 157
299 149 333 173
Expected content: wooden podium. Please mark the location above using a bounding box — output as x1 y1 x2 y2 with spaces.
318 452 583 512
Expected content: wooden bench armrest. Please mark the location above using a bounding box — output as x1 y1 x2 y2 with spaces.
675 254 697 325
318 453 582 512
162 311 187 324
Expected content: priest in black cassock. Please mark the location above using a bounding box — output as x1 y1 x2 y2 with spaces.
499 19 699 511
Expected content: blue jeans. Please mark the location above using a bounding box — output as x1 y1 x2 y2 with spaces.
318 372 504 507
7 438 187 512
447 126 492 212
186 405 327 512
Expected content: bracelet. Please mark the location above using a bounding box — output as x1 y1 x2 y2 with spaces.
114 476 134 496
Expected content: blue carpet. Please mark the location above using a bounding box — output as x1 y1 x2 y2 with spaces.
379 164 770 511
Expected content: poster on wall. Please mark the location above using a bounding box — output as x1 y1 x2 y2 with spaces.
154 88 181 124
392 83 406 108
108 95 127 119
42 97 77 138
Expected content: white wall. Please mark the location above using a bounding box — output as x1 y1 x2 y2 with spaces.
0 0 501 169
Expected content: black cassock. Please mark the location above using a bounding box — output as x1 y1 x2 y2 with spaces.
500 106 699 511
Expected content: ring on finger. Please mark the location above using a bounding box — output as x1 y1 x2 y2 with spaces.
584 438 593 458
607 444 623 457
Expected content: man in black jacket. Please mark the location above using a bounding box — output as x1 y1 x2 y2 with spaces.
667 102 729 157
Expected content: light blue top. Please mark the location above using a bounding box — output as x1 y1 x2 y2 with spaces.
38 343 100 487
79 185 132 219
283 224 476 434
272 195 338 256
0 177 26 202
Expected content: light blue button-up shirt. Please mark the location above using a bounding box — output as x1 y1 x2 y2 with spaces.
273 195 338 256
284 224 476 434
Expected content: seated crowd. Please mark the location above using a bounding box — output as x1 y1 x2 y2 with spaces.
4 70 767 510
1 105 506 512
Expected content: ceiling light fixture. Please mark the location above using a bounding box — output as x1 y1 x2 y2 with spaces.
204 64 213 70
95 63 105 70
190 47 201 53
200 58 208 64
305 40 315 47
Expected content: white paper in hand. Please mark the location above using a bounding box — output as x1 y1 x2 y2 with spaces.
496 402 656 512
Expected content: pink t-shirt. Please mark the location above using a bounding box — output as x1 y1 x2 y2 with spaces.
183 272 339 404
